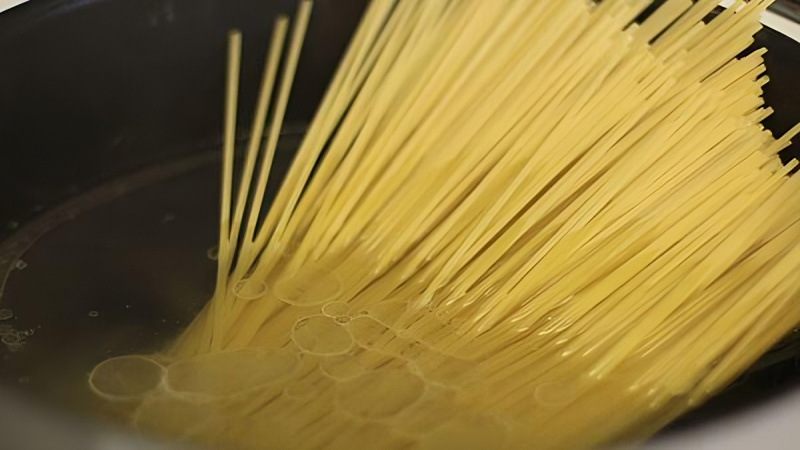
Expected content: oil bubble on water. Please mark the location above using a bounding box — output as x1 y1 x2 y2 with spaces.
0 309 13 320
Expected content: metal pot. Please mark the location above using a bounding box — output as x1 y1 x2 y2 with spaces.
0 1 798 448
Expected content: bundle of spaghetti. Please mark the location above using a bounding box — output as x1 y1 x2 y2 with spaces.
87 0 800 448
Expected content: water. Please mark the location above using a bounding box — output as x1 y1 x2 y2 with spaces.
0 151 797 447
0 161 220 420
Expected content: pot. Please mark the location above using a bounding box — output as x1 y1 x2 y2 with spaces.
0 1 798 448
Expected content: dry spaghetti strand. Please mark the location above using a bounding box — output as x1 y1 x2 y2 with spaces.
90 1 800 449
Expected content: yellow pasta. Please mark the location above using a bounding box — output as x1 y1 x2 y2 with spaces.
89 0 800 448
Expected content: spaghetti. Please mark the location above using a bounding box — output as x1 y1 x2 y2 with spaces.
90 0 800 448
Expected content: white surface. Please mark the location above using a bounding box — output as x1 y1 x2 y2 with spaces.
0 0 25 14
761 8 800 41
648 387 800 449
720 0 800 41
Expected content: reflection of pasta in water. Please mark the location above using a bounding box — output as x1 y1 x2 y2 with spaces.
89 0 800 448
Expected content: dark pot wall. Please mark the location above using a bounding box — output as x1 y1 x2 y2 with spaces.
0 0 368 233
